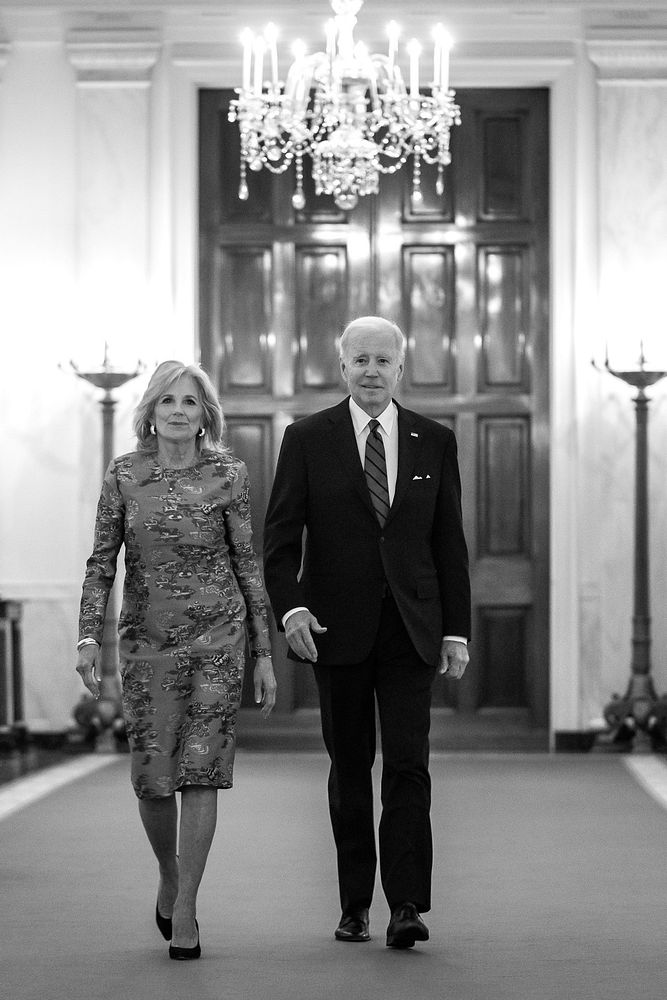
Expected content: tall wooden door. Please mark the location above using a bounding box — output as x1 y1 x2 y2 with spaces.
199 88 550 746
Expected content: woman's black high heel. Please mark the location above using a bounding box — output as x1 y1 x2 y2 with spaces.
155 903 173 941
169 919 201 960
156 856 178 941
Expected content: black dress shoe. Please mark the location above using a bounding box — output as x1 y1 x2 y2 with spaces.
334 908 370 942
169 920 201 960
386 903 429 949
155 903 172 941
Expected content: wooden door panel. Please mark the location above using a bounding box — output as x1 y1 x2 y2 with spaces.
479 111 528 220
213 246 273 393
478 417 531 558
199 87 549 741
295 246 348 390
478 607 530 707
225 417 273 553
403 245 456 392
477 245 530 392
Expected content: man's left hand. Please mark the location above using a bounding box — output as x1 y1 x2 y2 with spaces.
438 639 469 679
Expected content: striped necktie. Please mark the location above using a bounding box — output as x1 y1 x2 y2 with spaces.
364 419 390 526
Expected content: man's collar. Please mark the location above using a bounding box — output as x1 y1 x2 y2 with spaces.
349 397 397 436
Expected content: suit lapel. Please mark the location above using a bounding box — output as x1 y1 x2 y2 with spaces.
386 404 422 525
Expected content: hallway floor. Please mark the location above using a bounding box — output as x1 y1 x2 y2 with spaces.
1 751 666 1000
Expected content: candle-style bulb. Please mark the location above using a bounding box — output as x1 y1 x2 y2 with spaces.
387 21 400 72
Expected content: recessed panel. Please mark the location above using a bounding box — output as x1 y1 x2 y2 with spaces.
296 246 348 390
480 113 524 220
478 417 530 557
214 94 273 225
478 246 529 391
225 417 272 555
217 247 271 392
403 246 455 389
478 606 528 708
401 157 455 222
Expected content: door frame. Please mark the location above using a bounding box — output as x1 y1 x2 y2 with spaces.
168 43 595 747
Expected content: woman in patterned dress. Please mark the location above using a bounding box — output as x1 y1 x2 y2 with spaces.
75 360 276 960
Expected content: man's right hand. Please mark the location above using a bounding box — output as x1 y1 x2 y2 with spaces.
284 609 327 662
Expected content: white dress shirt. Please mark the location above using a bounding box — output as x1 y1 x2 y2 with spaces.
349 397 399 503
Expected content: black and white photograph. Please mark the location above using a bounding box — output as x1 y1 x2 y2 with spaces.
1 2 666 998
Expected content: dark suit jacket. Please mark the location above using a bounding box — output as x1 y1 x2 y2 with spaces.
263 398 471 667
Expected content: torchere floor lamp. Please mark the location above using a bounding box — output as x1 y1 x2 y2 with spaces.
70 347 143 751
594 348 667 752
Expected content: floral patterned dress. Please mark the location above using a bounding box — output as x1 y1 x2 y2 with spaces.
78 449 271 799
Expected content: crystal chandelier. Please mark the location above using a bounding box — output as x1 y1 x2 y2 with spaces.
228 0 461 211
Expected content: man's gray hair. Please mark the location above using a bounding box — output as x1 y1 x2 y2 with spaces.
339 316 407 363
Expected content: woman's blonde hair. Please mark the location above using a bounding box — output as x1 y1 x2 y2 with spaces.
133 360 229 454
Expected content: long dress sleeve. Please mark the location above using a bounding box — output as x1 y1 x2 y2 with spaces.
78 460 125 645
223 462 271 658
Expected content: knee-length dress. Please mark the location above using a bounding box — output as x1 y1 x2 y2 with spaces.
78 449 271 799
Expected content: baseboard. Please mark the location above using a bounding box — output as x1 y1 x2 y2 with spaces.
554 730 597 752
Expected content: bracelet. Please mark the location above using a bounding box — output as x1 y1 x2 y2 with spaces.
253 649 272 658
77 638 100 651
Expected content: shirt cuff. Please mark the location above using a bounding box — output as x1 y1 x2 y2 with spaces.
282 607 309 628
443 635 468 645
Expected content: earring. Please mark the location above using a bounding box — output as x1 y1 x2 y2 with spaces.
198 427 205 438
149 424 156 436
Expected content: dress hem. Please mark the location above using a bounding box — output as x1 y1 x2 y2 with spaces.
133 780 233 800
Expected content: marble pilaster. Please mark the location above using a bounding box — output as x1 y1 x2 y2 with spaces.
584 32 667 723
66 30 161 361
0 43 9 79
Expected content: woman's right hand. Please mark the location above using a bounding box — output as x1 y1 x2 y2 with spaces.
76 643 100 699
253 655 277 719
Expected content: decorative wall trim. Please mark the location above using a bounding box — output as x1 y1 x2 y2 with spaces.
587 34 667 79
66 29 161 84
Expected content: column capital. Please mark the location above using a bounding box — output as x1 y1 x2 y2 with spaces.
587 31 667 81
0 42 10 81
66 29 161 85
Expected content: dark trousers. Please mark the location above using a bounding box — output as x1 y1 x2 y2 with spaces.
313 592 436 914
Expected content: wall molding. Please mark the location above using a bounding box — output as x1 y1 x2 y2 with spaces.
66 29 161 84
588 33 667 79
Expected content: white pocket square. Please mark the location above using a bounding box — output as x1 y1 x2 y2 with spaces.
413 474 431 480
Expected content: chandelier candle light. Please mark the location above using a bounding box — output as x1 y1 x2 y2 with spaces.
228 0 461 211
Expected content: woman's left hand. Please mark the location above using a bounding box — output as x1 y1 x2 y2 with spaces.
253 655 277 718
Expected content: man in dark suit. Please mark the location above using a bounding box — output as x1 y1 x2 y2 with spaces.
263 316 471 949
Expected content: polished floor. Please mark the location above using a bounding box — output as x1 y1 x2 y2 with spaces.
1 751 667 1000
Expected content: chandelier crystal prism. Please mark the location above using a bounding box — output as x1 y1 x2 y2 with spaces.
228 0 461 211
